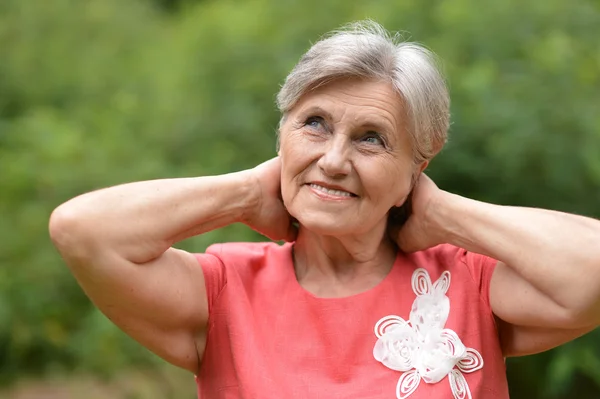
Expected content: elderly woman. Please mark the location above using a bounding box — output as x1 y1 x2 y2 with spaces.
49 21 600 399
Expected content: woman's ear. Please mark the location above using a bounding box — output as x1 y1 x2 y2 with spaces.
410 160 429 186
394 160 429 207
395 195 408 208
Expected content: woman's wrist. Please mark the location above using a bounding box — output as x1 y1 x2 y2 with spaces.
425 190 473 248
230 169 262 226
428 190 503 256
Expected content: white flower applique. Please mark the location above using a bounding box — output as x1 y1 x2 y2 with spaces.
373 268 484 399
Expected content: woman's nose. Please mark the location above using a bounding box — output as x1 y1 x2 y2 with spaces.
316 136 351 178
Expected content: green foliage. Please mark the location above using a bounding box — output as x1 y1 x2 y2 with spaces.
0 0 598 397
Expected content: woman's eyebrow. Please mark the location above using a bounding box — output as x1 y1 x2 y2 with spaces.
357 117 396 137
297 105 333 121
363 121 391 134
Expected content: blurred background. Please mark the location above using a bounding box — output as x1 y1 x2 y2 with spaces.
0 0 599 397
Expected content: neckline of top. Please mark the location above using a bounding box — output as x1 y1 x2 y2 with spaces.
277 242 403 302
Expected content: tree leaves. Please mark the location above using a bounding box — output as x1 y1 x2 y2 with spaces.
0 0 598 397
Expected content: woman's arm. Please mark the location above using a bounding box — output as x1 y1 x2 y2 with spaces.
396 175 600 356
435 194 600 327
49 158 292 373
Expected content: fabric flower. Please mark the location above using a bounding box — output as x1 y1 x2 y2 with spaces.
373 269 484 399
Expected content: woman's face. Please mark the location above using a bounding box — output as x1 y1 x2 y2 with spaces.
279 77 420 237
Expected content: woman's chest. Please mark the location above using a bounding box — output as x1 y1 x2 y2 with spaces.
199 267 506 398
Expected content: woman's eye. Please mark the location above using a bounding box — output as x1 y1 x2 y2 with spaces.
362 132 385 146
305 116 324 129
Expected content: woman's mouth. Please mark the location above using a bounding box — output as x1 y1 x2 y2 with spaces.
307 183 357 199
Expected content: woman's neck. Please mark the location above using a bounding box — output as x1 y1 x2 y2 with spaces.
292 225 398 298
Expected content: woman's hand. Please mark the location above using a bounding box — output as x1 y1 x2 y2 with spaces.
244 157 298 242
392 174 447 253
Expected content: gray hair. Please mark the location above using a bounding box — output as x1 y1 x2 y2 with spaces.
276 20 450 163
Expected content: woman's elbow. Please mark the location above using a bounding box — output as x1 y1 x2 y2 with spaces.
49 202 94 260
561 294 600 329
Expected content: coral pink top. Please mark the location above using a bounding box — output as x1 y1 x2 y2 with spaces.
194 242 509 399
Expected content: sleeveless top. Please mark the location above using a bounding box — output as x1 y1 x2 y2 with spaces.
194 242 510 399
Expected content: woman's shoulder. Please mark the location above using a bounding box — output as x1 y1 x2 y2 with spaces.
204 241 290 262
404 243 497 272
401 243 498 307
195 241 293 307
199 241 292 278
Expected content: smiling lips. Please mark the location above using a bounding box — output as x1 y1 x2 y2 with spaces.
307 183 357 200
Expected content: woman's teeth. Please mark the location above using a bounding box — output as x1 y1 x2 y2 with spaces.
309 184 353 197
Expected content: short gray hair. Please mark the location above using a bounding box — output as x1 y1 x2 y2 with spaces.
276 20 450 163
